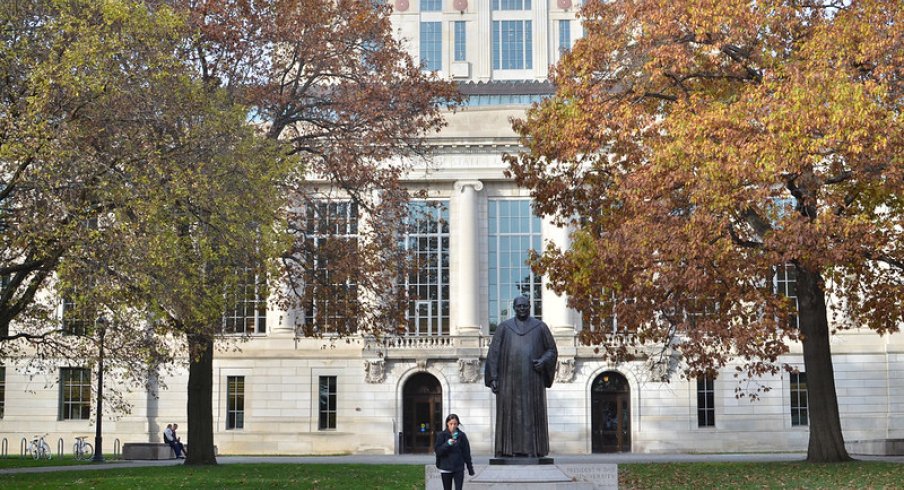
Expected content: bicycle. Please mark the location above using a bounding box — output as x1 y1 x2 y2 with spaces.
27 434 52 460
73 436 94 460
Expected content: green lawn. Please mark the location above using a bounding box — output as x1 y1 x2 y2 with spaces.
619 461 904 489
0 463 423 489
0 461 901 489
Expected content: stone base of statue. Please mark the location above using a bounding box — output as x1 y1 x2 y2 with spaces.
489 456 555 465
425 463 618 489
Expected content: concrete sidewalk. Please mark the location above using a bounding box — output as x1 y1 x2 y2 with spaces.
2 452 902 475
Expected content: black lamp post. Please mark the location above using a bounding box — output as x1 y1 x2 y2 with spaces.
92 317 107 463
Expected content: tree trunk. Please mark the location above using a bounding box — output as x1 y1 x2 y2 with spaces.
185 331 217 465
795 265 852 463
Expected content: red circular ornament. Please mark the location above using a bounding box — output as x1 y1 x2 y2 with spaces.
453 0 468 12
394 0 409 12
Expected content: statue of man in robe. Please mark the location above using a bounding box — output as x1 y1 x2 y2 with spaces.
484 296 558 458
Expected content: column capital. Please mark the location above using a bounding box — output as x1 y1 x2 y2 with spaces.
454 180 484 193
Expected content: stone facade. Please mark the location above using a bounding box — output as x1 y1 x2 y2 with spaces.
1 1 902 458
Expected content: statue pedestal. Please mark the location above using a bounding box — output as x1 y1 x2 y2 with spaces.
489 456 555 465
425 464 618 489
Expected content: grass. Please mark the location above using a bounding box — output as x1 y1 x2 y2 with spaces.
619 461 904 489
0 460 901 489
0 463 423 489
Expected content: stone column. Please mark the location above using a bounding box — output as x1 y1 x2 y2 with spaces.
534 0 550 80
454 180 483 341
270 300 298 337
477 0 491 80
542 216 578 383
541 216 574 336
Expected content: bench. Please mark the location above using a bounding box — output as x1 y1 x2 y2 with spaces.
122 443 216 460
122 442 176 460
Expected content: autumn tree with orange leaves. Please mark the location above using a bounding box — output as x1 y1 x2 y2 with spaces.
173 0 457 464
508 0 902 463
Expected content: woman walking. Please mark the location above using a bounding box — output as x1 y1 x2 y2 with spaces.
434 414 475 490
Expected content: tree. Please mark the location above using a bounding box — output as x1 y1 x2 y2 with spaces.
0 0 291 444
0 0 213 397
508 0 902 463
171 0 458 464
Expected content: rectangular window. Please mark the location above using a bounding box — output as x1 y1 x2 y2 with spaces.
59 367 91 420
226 376 245 430
492 20 533 70
492 0 531 10
421 0 442 11
790 371 808 426
223 269 267 335
318 376 337 430
454 21 466 62
404 201 450 336
303 201 359 335
697 376 715 427
488 199 542 331
0 366 5 419
774 264 799 328
420 22 442 72
62 296 94 336
558 20 571 54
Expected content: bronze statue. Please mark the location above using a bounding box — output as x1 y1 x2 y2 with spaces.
485 296 558 458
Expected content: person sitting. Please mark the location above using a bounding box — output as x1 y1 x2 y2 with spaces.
163 423 185 459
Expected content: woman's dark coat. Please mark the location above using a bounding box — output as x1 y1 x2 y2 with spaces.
435 429 474 474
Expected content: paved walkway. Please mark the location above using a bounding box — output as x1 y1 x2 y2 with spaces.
2 452 902 475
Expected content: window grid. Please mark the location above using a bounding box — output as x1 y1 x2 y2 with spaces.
62 297 93 336
697 376 715 427
488 200 542 331
492 0 531 9
421 0 442 11
226 376 245 430
420 22 442 71
582 291 619 333
558 20 571 54
0 366 5 419
304 201 359 335
775 264 799 328
318 376 337 430
404 201 450 336
59 367 91 420
454 21 466 62
492 21 533 70
223 270 267 335
790 371 808 426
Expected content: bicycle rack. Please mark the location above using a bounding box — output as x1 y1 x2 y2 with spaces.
1 437 7 457
58 437 65 458
113 438 121 459
20 437 27 458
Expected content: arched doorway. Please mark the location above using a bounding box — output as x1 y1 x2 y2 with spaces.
401 372 442 454
591 371 631 452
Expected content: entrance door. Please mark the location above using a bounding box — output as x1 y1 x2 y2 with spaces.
402 372 442 454
591 371 631 452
